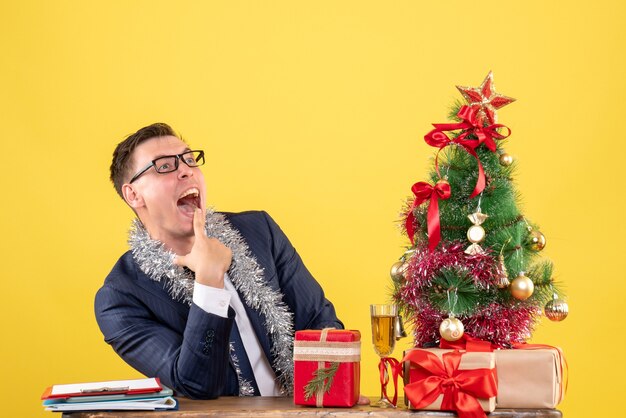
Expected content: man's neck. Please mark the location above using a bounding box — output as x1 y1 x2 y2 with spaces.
144 227 194 255
162 237 193 256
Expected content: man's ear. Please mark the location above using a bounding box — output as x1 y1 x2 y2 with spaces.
122 184 145 209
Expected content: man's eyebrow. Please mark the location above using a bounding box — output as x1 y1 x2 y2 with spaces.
152 147 192 160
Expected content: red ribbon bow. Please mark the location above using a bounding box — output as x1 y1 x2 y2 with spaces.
424 105 511 198
405 180 451 251
378 357 402 407
403 350 497 418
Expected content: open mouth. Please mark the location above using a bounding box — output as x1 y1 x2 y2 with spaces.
177 187 201 216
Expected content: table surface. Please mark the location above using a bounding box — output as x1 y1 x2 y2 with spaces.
62 396 563 418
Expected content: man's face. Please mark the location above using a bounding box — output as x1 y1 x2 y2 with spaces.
125 135 206 245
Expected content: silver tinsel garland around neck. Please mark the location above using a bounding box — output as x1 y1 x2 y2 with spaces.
128 209 295 395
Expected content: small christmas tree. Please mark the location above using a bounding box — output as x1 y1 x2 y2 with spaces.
392 72 568 348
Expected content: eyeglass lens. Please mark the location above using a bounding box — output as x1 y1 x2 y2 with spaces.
154 151 204 173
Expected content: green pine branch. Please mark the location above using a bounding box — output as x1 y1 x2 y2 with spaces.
526 260 556 306
303 362 340 401
447 100 465 121
428 268 494 316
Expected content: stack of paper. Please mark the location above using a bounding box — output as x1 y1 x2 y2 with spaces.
41 377 177 412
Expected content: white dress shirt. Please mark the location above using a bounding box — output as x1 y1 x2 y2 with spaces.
192 275 281 396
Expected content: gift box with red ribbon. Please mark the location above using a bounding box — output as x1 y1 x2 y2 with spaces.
438 335 567 409
402 348 497 418
293 329 360 407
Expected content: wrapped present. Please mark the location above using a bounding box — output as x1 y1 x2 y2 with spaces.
293 329 360 407
440 335 567 409
495 346 566 408
403 348 497 418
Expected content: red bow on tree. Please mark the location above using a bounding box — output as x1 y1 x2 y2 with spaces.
424 105 511 198
405 180 451 252
403 350 498 418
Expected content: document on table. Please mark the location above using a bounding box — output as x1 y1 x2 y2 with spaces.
42 377 162 399
44 396 177 411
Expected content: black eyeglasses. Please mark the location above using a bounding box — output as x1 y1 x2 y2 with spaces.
129 150 205 184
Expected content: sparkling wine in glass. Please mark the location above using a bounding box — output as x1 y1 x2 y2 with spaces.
370 304 398 408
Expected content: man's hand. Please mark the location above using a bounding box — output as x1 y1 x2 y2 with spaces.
174 208 232 288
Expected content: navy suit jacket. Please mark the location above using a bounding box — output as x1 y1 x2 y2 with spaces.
95 211 342 399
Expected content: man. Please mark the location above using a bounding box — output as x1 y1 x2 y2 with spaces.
95 123 343 399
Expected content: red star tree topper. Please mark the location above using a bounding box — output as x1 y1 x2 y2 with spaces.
456 71 516 125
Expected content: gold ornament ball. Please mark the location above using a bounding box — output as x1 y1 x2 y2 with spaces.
545 299 569 321
510 273 534 300
499 153 514 166
390 261 407 283
439 317 464 342
528 230 547 251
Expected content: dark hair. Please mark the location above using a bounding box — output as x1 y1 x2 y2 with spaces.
110 123 182 198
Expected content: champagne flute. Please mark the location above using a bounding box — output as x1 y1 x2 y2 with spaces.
370 304 397 408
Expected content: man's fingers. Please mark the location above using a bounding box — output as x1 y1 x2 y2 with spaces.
193 207 206 236
173 255 185 266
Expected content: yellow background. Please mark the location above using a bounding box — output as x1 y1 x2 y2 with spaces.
1 1 623 416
